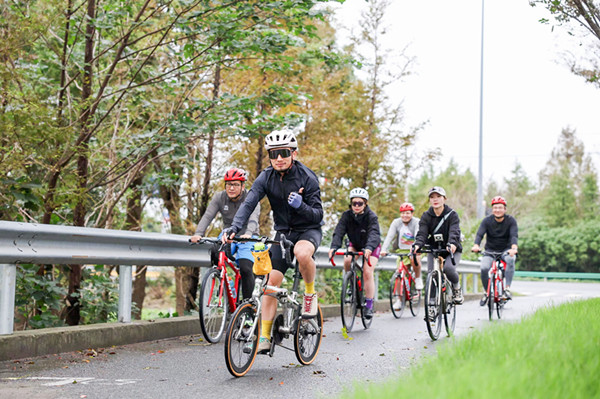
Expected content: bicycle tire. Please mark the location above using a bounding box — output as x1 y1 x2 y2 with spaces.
389 273 405 319
341 271 357 332
294 305 323 365
496 278 505 319
199 268 228 343
408 275 421 317
224 302 260 377
443 279 456 336
488 272 495 321
424 271 442 341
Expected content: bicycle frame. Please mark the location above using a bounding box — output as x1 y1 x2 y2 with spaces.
216 250 241 312
483 251 508 320
395 255 416 301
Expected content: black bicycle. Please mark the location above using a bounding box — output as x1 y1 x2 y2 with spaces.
416 242 457 341
330 249 372 332
224 236 323 377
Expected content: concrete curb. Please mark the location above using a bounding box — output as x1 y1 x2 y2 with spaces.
1 295 477 362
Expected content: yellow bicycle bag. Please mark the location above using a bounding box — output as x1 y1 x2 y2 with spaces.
252 246 272 276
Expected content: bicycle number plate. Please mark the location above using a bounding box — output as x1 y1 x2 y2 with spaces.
433 234 443 242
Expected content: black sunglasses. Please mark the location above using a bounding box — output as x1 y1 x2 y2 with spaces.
268 148 292 159
351 201 365 207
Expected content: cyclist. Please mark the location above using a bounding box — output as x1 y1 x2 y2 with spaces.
222 129 323 353
413 186 464 309
381 202 424 310
190 168 260 300
471 195 518 305
328 188 381 319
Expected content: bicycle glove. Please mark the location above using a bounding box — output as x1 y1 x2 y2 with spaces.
288 192 303 209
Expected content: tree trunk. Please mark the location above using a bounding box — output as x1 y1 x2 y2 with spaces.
65 0 97 326
124 172 146 319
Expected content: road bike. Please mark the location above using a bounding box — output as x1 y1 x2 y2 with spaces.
417 240 457 341
190 237 242 343
481 251 510 320
387 253 421 318
224 236 323 378
330 249 372 332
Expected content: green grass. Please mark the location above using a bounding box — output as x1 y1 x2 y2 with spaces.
350 298 600 399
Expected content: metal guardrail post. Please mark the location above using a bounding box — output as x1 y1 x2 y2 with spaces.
118 265 132 323
0 264 16 335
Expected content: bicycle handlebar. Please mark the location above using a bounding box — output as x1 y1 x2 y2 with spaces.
413 244 456 265
329 250 371 267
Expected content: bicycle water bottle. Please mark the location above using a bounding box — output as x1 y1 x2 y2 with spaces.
229 279 236 298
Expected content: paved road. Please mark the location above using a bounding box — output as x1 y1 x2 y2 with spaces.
1 280 598 399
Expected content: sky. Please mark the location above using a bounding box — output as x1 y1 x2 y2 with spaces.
329 0 600 188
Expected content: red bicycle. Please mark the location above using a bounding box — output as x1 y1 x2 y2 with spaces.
329 249 372 331
482 251 509 320
388 253 421 318
191 237 242 343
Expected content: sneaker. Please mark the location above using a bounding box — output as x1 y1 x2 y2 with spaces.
257 337 271 354
504 287 512 300
392 299 402 310
479 295 488 307
302 293 318 318
452 286 464 305
364 306 374 319
415 278 424 291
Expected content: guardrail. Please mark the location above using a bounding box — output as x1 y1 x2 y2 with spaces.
2 221 597 336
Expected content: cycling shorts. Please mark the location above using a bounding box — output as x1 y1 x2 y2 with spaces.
270 228 322 274
347 242 382 259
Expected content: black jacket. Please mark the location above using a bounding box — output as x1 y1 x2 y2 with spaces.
330 206 381 252
415 204 462 253
474 214 518 252
230 161 323 233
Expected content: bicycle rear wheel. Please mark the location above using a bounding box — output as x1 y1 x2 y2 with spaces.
424 271 442 341
389 273 406 319
294 305 323 365
409 276 421 317
199 268 228 343
341 271 357 332
224 302 260 377
495 278 505 319
443 279 456 336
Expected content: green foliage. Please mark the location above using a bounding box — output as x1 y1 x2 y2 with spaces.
519 219 600 273
349 298 600 398
15 265 66 330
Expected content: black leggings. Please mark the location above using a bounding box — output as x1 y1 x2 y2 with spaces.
238 258 255 300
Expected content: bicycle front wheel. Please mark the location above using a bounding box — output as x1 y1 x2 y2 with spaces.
389 273 405 319
424 271 442 341
224 302 260 378
496 278 505 319
488 273 495 321
294 305 323 365
409 276 421 317
443 279 456 336
341 271 357 332
199 268 228 343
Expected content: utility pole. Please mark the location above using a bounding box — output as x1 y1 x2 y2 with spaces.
477 0 485 219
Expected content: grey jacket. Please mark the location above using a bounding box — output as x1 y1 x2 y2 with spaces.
194 190 260 236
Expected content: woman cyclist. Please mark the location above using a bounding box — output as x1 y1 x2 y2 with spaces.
328 188 381 319
413 186 464 309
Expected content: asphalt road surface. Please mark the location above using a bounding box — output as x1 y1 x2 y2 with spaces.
1 280 598 399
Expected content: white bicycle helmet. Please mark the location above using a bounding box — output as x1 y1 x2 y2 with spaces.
349 187 369 201
264 129 298 150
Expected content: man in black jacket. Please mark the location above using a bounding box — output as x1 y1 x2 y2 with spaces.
223 129 323 353
328 188 381 319
414 186 464 306
472 196 518 305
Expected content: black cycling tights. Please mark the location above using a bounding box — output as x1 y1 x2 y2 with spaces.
238 258 255 300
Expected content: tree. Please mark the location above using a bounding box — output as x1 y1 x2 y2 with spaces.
531 0 600 87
